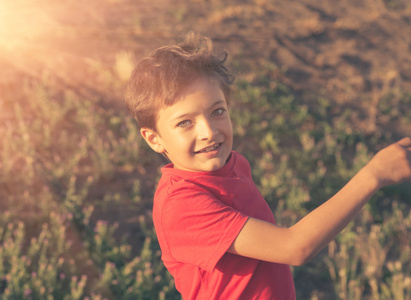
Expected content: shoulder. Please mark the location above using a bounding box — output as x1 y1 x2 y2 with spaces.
156 171 210 197
153 174 245 238
154 172 218 217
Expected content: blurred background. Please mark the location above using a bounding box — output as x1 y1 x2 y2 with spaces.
0 0 410 299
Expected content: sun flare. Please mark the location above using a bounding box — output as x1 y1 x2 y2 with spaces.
0 0 56 52
0 0 97 83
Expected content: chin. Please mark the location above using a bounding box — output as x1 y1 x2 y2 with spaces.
207 159 227 171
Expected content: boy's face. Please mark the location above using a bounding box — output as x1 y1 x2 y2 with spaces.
141 76 233 172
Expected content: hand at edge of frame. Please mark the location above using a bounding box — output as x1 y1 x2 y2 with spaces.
365 137 411 188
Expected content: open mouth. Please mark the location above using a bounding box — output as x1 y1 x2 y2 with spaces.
195 143 221 154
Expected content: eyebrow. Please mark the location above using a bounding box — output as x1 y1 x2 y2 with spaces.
170 99 226 122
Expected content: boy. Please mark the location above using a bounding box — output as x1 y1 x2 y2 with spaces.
125 34 411 299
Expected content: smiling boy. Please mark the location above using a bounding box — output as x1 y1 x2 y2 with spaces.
142 76 233 172
125 34 411 299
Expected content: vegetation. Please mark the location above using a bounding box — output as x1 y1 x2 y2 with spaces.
1 0 410 299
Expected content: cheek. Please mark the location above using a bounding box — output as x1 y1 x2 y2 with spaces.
168 133 195 149
224 120 233 136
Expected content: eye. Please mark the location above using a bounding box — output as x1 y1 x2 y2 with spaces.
177 120 191 128
211 108 226 117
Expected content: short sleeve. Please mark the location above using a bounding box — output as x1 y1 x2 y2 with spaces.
159 181 248 272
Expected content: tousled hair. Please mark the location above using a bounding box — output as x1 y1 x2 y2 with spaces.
125 33 235 131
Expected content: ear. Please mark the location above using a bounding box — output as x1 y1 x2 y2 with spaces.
140 127 165 153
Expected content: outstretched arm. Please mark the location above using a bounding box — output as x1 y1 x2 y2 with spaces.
228 138 411 266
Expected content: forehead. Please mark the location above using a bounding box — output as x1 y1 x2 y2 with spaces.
156 76 227 123
180 76 224 100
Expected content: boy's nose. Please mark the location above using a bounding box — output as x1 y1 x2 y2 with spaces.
197 118 217 140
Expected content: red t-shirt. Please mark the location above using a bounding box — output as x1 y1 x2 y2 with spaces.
153 151 296 300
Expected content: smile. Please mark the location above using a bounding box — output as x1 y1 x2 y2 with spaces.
195 143 221 153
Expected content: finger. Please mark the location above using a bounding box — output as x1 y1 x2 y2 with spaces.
397 137 411 147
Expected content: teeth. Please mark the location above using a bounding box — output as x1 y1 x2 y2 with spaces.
199 144 219 153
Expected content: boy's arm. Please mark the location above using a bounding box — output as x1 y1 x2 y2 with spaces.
228 137 411 266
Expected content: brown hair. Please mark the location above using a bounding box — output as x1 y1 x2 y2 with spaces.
125 33 235 131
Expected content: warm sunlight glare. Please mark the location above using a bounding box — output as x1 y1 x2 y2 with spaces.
0 0 55 53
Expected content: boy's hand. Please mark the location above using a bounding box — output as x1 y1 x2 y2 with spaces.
365 137 411 188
